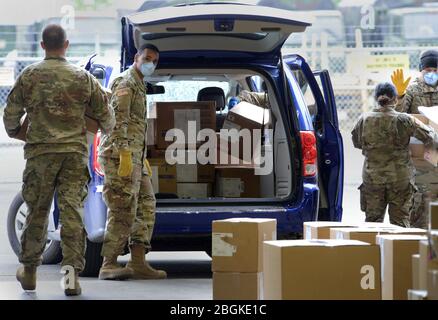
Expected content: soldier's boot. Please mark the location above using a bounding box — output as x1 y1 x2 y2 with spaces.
64 269 82 296
126 244 167 280
98 256 133 280
16 265 36 291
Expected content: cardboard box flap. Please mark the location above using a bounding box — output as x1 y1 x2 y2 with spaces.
264 239 371 247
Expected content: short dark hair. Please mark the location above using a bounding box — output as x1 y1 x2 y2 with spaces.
42 24 67 50
138 43 160 55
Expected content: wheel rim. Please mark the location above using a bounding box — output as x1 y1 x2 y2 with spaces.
15 201 55 252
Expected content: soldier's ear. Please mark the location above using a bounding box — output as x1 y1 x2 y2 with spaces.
64 40 70 50
40 41 45 50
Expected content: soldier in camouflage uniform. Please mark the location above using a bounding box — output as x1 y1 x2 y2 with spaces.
2 25 115 296
392 50 438 228
98 43 166 281
352 83 436 227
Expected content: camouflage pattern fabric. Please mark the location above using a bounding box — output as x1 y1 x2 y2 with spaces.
238 90 269 107
352 105 435 184
395 77 438 114
3 56 115 159
20 153 89 271
99 156 156 257
359 180 415 227
395 77 438 228
99 66 148 165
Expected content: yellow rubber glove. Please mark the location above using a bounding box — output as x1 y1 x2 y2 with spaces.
144 159 153 176
118 149 133 177
391 69 411 97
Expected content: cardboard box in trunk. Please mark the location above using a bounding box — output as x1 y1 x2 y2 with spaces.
330 227 426 244
303 221 358 240
213 272 263 300
149 158 177 194
176 150 215 183
219 101 270 162
376 234 428 300
263 239 381 300
155 101 216 150
215 165 260 198
412 254 420 290
177 183 212 199
212 218 277 273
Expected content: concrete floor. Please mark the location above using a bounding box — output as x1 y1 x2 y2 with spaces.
0 129 382 299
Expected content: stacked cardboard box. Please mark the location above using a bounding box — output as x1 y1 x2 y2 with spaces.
410 113 438 167
148 101 269 199
376 234 427 300
211 218 277 300
428 230 438 300
218 101 270 164
155 101 216 149
331 227 426 245
263 239 381 299
149 158 177 194
176 150 215 199
147 101 217 198
215 165 260 198
303 221 358 240
303 221 401 240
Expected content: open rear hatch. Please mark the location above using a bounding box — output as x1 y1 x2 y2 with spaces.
121 3 312 64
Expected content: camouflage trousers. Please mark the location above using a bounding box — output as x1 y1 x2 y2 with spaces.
20 153 89 271
99 156 156 258
410 165 438 229
359 180 416 227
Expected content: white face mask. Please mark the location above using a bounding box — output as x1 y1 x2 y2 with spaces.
424 72 438 87
140 62 156 77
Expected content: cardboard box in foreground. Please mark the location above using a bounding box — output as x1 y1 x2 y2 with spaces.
212 218 277 273
330 227 426 244
213 272 262 300
263 240 381 300
377 234 427 300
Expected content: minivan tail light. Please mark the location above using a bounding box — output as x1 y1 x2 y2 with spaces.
93 132 104 177
300 131 317 177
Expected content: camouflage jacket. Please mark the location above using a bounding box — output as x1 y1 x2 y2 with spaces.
3 57 115 159
98 66 148 165
395 77 438 114
351 105 436 184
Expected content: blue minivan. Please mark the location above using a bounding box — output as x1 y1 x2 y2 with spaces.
7 3 344 276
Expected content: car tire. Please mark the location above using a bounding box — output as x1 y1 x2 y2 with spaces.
7 192 63 265
80 240 103 277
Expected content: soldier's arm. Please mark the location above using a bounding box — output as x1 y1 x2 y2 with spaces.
87 75 115 135
3 74 26 138
351 117 364 150
110 79 133 151
395 90 413 113
407 115 436 148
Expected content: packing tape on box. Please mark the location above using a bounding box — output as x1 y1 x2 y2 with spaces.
212 232 237 257
305 226 312 240
378 237 385 283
